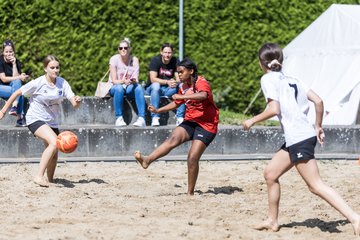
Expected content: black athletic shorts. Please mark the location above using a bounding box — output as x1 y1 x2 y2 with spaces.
280 136 317 163
178 120 216 146
28 120 59 136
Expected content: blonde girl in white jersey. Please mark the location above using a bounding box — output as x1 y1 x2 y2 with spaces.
0 55 81 187
242 43 360 235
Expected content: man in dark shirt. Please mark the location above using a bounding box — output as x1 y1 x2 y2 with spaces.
146 43 185 126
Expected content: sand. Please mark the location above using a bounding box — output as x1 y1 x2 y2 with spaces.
0 159 359 240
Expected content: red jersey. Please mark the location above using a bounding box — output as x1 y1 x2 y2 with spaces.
174 76 219 133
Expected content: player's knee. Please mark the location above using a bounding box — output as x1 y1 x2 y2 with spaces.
263 169 278 183
48 142 58 152
166 135 182 148
307 181 323 196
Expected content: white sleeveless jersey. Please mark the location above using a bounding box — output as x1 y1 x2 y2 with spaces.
260 71 315 147
21 75 75 128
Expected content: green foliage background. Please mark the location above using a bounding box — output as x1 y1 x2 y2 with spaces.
1 0 359 114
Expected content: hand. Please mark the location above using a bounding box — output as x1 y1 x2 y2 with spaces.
0 109 5 120
9 55 16 64
20 73 29 82
172 94 181 100
74 96 82 102
242 119 254 130
122 79 130 85
148 105 158 113
316 126 325 145
167 79 177 88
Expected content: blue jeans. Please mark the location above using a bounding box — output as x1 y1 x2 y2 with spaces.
0 79 24 115
145 82 185 118
109 83 145 118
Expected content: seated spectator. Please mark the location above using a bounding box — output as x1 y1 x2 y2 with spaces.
109 38 146 127
0 40 29 127
145 43 185 126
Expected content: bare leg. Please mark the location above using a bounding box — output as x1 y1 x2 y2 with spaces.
134 127 190 169
186 140 207 195
296 159 360 235
33 125 58 187
253 149 293 232
47 152 58 183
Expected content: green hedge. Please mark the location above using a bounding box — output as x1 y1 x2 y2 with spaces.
1 0 359 114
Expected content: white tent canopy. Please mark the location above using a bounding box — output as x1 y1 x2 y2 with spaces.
283 4 360 125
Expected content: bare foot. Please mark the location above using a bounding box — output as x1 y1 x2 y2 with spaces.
34 176 49 187
251 220 279 232
134 151 149 169
352 214 360 236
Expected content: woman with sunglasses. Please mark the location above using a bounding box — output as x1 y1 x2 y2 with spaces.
108 38 146 127
0 55 81 187
0 40 29 126
135 58 219 195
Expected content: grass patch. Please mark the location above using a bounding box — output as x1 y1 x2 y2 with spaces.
219 109 280 126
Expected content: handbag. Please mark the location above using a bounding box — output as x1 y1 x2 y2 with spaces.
95 69 112 98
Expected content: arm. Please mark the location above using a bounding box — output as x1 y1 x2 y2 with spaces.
0 89 23 119
242 99 280 130
172 91 208 101
0 72 28 83
149 71 168 85
307 89 325 144
69 95 82 108
109 65 124 85
148 101 179 114
129 57 139 83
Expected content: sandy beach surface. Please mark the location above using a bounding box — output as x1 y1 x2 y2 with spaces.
0 159 359 240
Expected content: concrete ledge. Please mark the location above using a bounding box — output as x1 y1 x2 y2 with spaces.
0 96 177 126
1 125 359 160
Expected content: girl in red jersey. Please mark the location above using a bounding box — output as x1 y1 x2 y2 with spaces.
135 58 219 195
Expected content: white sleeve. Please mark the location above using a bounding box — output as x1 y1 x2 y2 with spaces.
20 78 41 97
260 74 279 102
297 79 310 94
63 80 75 100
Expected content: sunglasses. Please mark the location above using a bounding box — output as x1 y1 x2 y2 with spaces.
118 47 129 50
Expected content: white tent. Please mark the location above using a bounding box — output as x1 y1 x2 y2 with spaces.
283 4 360 125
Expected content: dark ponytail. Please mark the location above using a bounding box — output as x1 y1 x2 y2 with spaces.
258 43 283 72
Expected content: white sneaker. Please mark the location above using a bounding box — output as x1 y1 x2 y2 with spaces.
151 117 160 126
133 117 146 127
176 117 184 126
115 116 126 127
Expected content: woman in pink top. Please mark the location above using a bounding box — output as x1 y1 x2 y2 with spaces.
109 38 146 127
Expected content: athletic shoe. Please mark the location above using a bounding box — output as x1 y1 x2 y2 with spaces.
8 106 17 116
151 117 160 127
133 117 146 127
176 117 184 126
15 117 26 127
115 116 126 127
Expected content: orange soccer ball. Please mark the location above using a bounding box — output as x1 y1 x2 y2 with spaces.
56 131 78 153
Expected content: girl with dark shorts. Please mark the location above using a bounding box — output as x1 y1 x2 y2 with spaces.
0 55 81 187
242 43 360 235
135 58 219 195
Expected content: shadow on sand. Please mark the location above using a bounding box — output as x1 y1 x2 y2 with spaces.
54 178 108 188
196 186 243 195
281 218 349 233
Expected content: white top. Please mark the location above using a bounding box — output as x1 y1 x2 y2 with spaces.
261 71 315 147
21 75 75 128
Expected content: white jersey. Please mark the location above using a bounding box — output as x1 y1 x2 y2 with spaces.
261 71 315 147
21 75 75 128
